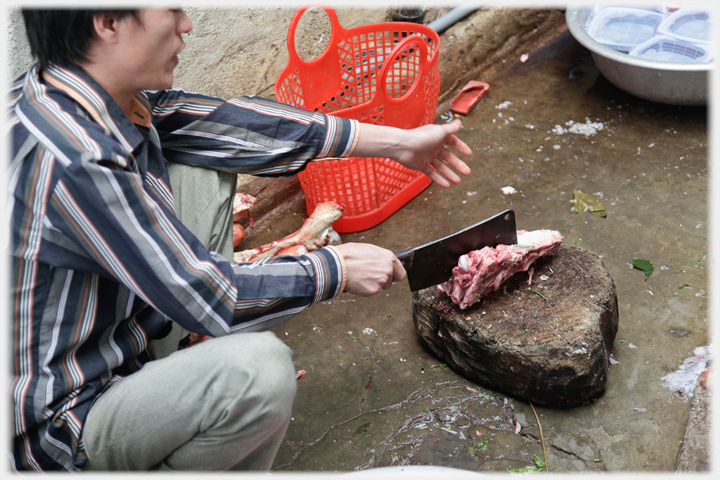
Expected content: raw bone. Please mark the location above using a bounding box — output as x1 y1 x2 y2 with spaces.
232 192 256 248
233 223 246 248
233 192 256 224
234 201 343 263
438 229 564 310
188 202 344 348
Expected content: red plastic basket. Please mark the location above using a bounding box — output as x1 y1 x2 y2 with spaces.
275 5 441 233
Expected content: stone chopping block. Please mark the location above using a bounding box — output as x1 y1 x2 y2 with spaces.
412 244 618 407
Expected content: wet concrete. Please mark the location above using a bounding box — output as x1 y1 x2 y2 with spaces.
249 29 709 474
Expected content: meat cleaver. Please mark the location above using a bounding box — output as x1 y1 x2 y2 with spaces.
395 209 517 292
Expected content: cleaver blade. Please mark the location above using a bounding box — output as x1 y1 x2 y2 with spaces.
395 209 517 292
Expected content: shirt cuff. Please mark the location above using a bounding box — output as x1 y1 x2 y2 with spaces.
325 245 347 294
305 247 346 303
317 114 358 159
346 119 360 157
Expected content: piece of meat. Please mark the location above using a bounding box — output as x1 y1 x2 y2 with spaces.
186 332 209 348
699 364 714 392
438 229 564 310
232 192 256 249
275 245 309 256
233 192 257 226
234 201 344 263
233 223 246 248
187 202 344 349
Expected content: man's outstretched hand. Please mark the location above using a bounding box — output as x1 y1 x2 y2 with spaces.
353 119 472 189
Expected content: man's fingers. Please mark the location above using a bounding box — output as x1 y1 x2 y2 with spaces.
433 159 463 185
444 118 463 134
424 166 451 189
445 133 473 157
441 121 472 157
391 255 407 282
426 153 468 187
445 153 471 176
437 147 471 177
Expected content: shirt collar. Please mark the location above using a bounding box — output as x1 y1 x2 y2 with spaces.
39 62 151 153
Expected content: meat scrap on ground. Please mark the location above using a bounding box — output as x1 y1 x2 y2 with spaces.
185 202 344 349
233 201 343 263
438 229 564 310
232 192 257 248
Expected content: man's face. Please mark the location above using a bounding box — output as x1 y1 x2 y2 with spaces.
116 8 192 91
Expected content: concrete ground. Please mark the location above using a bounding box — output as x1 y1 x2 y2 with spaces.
244 28 710 474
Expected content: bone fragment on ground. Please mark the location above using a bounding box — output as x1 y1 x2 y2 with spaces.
233 201 344 263
438 229 564 310
233 192 257 224
188 202 345 348
232 193 257 248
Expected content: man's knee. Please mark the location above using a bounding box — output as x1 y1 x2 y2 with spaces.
196 332 297 421
236 332 296 418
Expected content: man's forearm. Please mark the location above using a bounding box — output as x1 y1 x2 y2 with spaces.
350 122 408 161
345 120 472 189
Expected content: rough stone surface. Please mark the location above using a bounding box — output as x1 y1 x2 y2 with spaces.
175 6 390 100
5 6 567 107
435 8 567 104
412 244 619 407
5 8 35 83
675 380 711 472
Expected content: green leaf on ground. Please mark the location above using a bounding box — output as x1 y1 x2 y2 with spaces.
354 422 370 435
572 189 607 217
632 259 654 280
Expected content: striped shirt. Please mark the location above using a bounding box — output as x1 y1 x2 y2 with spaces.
7 62 357 471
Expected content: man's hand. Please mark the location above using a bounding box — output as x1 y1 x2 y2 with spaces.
332 243 406 296
352 119 472 189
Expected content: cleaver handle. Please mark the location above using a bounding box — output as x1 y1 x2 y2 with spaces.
395 249 414 272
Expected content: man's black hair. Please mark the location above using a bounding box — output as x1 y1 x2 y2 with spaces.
21 9 141 71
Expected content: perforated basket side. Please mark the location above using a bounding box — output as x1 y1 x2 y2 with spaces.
298 158 431 233
276 12 441 232
298 157 427 217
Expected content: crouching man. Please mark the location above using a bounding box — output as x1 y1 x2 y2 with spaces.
8 7 471 471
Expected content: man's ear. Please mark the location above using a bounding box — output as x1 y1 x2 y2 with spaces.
92 12 122 44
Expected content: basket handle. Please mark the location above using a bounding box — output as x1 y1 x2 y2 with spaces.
378 33 430 104
286 4 343 66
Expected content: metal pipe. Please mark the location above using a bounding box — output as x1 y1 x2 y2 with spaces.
426 4 480 33
389 5 427 24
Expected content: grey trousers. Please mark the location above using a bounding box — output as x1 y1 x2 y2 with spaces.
146 163 237 360
83 333 296 470
82 165 297 470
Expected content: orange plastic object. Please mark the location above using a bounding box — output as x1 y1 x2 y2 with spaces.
275 5 441 233
450 81 490 115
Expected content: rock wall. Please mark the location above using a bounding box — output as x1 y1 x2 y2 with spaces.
174 6 392 100
6 6 567 102
6 5 567 224
5 6 391 93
